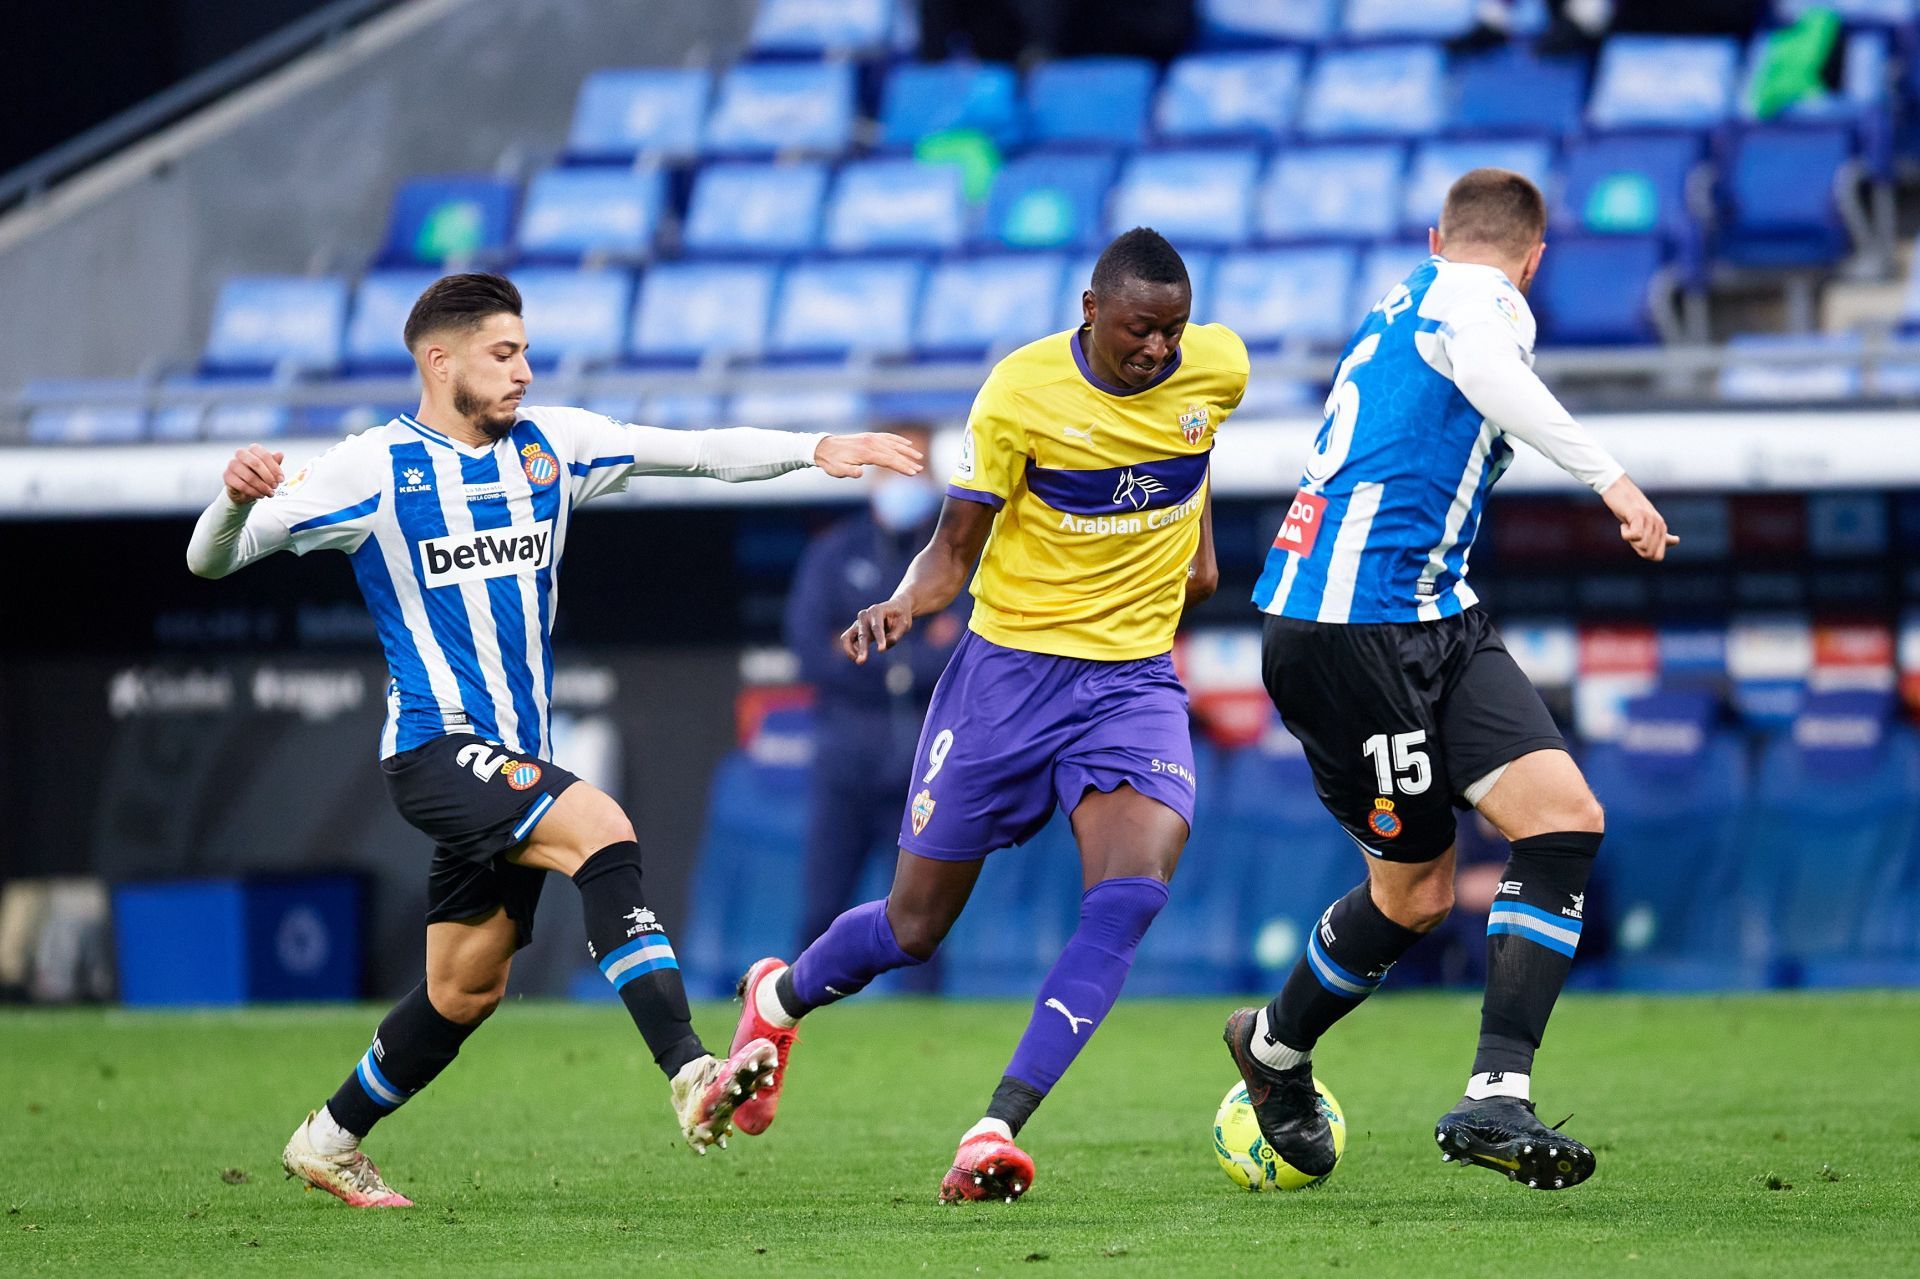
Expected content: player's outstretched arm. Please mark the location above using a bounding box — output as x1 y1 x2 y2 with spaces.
1600 473 1679 562
842 497 993 664
812 432 924 479
186 444 284 578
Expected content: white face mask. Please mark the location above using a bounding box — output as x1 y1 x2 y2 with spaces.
870 476 940 531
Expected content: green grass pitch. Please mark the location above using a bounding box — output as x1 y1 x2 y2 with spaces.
3 992 1917 1276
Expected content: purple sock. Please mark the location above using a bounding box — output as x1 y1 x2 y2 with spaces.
785 898 922 1013
991 876 1169 1131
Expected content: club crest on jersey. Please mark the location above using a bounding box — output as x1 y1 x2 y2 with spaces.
910 788 936 835
1367 797 1403 840
501 760 543 790
521 442 559 487
1177 403 1209 445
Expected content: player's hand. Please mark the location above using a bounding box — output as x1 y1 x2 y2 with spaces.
842 597 915 663
814 432 924 479
1602 474 1678 562
223 443 285 505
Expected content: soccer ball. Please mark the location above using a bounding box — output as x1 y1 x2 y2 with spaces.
1213 1078 1347 1191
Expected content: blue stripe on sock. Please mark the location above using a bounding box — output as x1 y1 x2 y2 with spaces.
607 951 680 990
1306 932 1378 998
1487 920 1579 958
355 1053 406 1109
1496 901 1585 935
598 933 674 975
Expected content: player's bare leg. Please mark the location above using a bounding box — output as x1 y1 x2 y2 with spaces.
515 782 773 1152
733 851 981 1134
282 909 515 1207
1435 748 1602 1188
939 786 1180 1203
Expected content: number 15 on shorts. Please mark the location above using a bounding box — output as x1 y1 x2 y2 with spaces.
1363 730 1431 795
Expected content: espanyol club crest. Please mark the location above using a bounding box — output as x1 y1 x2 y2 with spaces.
910 788 936 835
520 442 559 487
502 760 543 791
1177 403 1210 445
1367 797 1402 840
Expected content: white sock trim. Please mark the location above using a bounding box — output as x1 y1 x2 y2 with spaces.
1251 1008 1311 1072
309 1104 360 1156
963 1117 1012 1143
755 970 798 1029
1466 1071 1531 1101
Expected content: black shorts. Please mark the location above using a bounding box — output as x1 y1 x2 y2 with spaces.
1262 609 1565 863
381 734 580 948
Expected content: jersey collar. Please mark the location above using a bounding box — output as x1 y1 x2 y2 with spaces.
1069 329 1183 398
398 412 503 458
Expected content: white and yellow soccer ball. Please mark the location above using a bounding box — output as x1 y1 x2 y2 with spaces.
1213 1078 1347 1191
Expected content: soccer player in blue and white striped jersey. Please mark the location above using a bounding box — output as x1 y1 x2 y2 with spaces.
1225 171 1676 1192
188 273 921 1207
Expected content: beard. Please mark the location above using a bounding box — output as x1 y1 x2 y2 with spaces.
453 377 519 441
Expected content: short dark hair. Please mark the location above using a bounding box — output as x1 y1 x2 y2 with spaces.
1439 169 1548 258
1091 227 1189 300
403 272 522 349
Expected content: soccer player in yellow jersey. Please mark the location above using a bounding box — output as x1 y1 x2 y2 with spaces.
731 229 1250 1201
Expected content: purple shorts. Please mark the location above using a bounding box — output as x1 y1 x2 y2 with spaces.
896 630 1197 860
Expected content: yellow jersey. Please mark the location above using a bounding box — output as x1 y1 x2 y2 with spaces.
947 323 1249 661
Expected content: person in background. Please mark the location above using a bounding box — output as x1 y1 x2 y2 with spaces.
783 424 968 978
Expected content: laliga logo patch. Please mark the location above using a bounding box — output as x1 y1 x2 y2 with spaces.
501 760 543 791
1367 797 1402 840
1177 403 1210 445
910 788 936 835
1494 294 1521 329
521 442 559 487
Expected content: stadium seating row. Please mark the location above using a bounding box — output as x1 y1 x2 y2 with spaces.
681 685 1920 1000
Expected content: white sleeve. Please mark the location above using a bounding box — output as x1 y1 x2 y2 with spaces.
186 492 287 577
1447 323 1625 495
553 406 825 505
186 438 380 577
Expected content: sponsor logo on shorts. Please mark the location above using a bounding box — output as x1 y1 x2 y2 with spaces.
521 442 559 487
910 788 936 836
418 520 553 588
1177 403 1209 445
1367 797 1402 840
1150 757 1196 787
502 760 542 790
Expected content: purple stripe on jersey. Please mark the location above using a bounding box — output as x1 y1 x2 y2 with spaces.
1023 451 1208 516
946 484 1004 509
1068 330 1184 397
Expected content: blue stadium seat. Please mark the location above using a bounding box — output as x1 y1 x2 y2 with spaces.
916 254 1067 359
682 162 828 255
1582 693 1758 989
1717 333 1864 402
937 816 1084 996
1531 236 1670 345
1107 148 1262 248
345 270 437 374
729 387 870 429
981 152 1116 250
1401 139 1555 239
1342 0 1477 38
1212 248 1359 349
1257 146 1404 243
639 391 725 429
823 159 967 253
1717 124 1857 268
202 276 349 375
516 167 665 263
1300 45 1446 139
1587 35 1740 131
1353 241 1430 318
1449 51 1589 138
1025 58 1157 148
703 62 856 156
511 269 634 368
564 68 710 163
205 402 293 441
769 258 925 359
748 0 895 57
379 175 517 268
629 261 777 362
22 380 147 445
1558 133 1705 271
1153 51 1305 143
1774 0 1914 24
1130 743 1245 994
878 62 1022 148
1055 254 1100 330
1195 0 1337 46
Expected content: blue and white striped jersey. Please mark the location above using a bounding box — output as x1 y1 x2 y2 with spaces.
221 407 815 759
1252 257 1540 625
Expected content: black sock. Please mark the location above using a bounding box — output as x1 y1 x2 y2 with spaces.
1266 880 1426 1054
984 1075 1048 1138
575 841 704 1079
326 980 478 1137
1474 831 1602 1077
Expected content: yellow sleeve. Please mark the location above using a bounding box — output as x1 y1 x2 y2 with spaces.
947 371 1026 508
